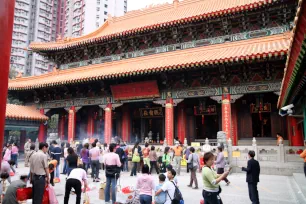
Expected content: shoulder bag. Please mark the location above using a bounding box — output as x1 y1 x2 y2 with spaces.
187 153 194 170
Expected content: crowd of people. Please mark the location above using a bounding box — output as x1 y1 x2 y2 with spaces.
0 137 271 204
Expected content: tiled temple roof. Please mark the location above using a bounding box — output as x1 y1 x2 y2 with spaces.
278 0 306 108
6 104 48 121
30 0 279 51
9 33 290 90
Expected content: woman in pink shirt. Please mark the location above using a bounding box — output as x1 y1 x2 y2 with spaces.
11 143 19 168
136 164 155 204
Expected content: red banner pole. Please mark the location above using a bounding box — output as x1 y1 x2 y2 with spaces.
104 104 112 144
38 109 46 142
222 94 231 141
165 98 174 146
68 106 76 142
0 0 15 165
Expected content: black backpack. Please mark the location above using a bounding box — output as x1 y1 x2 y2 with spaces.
167 181 184 204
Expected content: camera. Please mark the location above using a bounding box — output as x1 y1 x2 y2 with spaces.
279 104 294 117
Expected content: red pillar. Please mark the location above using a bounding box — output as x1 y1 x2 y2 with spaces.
68 106 76 142
58 115 65 140
122 105 131 142
165 98 174 146
177 103 186 144
87 110 94 138
104 103 112 144
38 109 46 142
289 117 304 146
222 94 232 140
231 104 238 145
0 0 15 165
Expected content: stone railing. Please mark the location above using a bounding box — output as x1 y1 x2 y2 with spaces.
224 138 305 175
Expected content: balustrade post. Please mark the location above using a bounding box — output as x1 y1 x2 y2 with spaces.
252 137 258 160
279 144 285 163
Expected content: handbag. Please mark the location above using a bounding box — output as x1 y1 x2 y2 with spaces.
132 154 140 163
16 187 32 201
187 154 194 170
48 185 59 204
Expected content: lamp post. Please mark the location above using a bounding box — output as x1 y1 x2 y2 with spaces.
0 0 16 165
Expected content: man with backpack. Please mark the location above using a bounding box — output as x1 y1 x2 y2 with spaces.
155 169 184 204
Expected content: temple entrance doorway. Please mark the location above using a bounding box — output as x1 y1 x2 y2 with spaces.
252 112 272 137
195 115 219 140
130 102 165 143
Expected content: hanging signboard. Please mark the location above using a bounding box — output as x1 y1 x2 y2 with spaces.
111 81 160 100
194 105 217 115
250 103 271 113
140 107 163 118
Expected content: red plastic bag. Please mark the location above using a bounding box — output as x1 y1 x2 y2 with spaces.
42 187 50 204
10 171 15 176
16 187 33 201
200 199 204 204
122 186 133 194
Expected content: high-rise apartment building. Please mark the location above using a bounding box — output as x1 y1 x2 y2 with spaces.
70 0 127 37
10 0 127 76
10 0 58 76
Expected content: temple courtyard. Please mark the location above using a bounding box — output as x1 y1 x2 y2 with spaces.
9 161 306 204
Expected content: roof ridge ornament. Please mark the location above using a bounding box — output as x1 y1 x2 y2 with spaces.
16 72 23 78
52 67 59 75
173 0 179 8
107 14 114 24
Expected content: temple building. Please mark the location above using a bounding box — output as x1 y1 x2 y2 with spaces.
4 104 48 150
8 0 302 146
278 0 306 146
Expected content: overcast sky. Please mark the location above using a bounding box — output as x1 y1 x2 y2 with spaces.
128 0 173 11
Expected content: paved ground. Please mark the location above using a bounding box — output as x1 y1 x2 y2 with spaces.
9 161 304 204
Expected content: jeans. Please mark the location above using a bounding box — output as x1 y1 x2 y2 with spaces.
150 161 159 174
11 154 18 167
105 176 117 203
217 168 229 183
32 175 46 204
202 190 219 204
55 164 60 178
189 168 198 187
91 160 100 179
64 178 82 204
248 182 260 204
174 156 182 175
83 162 90 173
62 159 67 174
304 162 306 177
139 194 152 204
143 157 151 169
130 162 138 176
123 159 128 171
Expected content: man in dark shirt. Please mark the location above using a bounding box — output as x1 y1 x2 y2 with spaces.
50 140 62 181
241 150 260 204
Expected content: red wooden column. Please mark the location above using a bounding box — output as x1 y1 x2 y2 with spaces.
177 103 186 144
165 98 174 146
231 104 238 145
38 109 46 142
222 94 232 140
289 117 304 146
68 106 76 142
104 103 112 144
122 105 131 142
0 0 15 165
58 114 65 140
87 110 94 138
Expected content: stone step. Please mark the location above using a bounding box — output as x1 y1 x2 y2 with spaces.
291 173 306 203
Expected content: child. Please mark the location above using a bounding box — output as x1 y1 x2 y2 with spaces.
154 174 167 204
163 165 178 185
49 159 58 186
